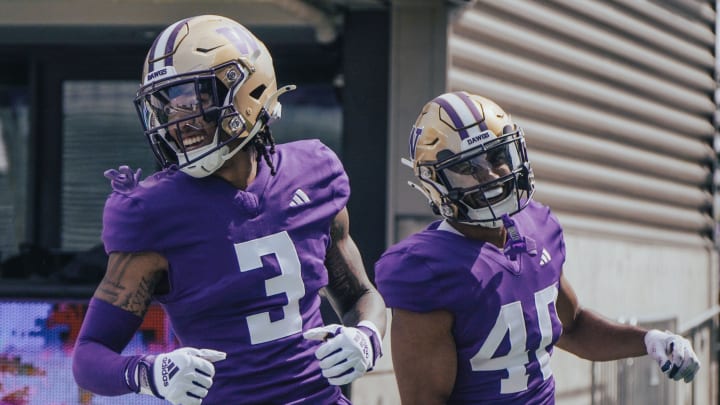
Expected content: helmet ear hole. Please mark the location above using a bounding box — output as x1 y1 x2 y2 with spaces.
249 84 267 100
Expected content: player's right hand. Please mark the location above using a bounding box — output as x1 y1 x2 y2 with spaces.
303 321 383 386
104 165 142 193
644 329 700 383
138 347 227 405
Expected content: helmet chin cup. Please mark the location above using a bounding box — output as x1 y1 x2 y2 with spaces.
473 218 503 229
180 144 230 178
465 189 518 222
486 219 503 228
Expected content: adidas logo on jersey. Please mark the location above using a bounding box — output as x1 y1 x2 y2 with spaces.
290 188 311 207
540 248 552 266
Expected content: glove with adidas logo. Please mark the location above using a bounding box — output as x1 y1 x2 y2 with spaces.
135 347 226 405
303 321 383 386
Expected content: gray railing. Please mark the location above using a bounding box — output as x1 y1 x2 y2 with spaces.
591 308 719 405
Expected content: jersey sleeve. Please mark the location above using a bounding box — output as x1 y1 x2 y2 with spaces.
101 191 157 253
375 246 451 313
306 140 350 213
101 169 178 253
546 209 567 269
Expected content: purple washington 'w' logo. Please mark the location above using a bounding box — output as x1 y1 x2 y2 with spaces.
409 126 422 159
216 26 260 56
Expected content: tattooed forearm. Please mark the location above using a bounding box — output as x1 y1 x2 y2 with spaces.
94 252 166 317
324 208 387 333
115 273 162 317
326 217 369 316
326 251 367 307
329 213 345 243
97 253 135 300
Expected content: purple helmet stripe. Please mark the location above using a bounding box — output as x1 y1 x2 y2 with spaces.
234 24 260 54
216 25 260 56
457 91 488 132
147 18 189 72
433 94 470 140
146 35 163 73
162 19 190 68
409 126 422 159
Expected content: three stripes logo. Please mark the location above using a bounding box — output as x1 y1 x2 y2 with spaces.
540 248 552 266
290 189 311 207
161 357 180 387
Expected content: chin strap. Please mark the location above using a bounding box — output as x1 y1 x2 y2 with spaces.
501 213 537 260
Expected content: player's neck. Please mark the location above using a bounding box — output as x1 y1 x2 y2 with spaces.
449 221 507 248
213 149 257 190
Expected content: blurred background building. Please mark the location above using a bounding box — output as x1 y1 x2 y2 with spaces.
0 1 716 404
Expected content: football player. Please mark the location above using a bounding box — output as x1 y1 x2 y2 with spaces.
72 15 386 405
375 91 700 404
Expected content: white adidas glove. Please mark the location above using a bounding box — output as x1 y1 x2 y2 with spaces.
136 347 226 405
303 321 383 386
644 329 700 382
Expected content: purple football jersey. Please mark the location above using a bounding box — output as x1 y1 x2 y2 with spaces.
376 201 565 404
102 140 351 404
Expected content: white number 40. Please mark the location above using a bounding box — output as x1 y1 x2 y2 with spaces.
469 284 558 394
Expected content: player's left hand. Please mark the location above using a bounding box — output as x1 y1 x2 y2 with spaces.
303 321 383 386
644 329 700 382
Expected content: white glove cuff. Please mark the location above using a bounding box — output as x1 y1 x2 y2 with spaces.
644 329 661 346
358 320 381 341
134 355 162 398
357 320 383 370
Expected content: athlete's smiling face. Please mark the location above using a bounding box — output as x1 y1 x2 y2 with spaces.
160 83 218 152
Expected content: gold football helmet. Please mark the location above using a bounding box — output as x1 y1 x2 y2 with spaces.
405 92 534 226
134 15 295 177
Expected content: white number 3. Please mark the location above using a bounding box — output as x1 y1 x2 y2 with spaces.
469 284 558 394
233 231 306 344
